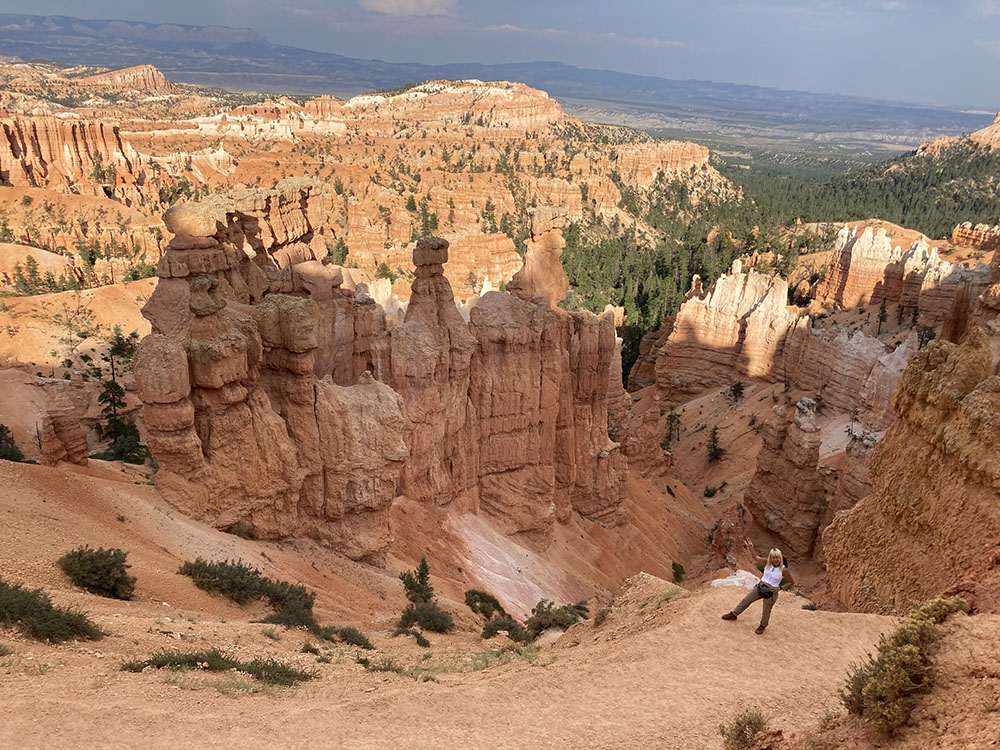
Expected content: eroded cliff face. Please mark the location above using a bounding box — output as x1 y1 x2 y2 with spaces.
823 328 1000 613
952 221 1000 251
135 185 630 561
744 399 824 557
136 184 408 563
0 115 144 202
813 225 992 330
79 64 180 95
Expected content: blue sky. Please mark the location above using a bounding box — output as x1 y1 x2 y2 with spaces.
6 0 1000 108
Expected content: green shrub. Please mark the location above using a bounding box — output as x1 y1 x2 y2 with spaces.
57 546 136 600
524 600 588 639
481 615 529 643
399 557 434 603
703 486 718 498
301 642 320 655
392 627 431 647
399 601 454 633
121 649 315 686
312 625 374 650
0 577 104 643
802 602 818 611
0 424 26 462
840 596 968 737
672 562 685 583
465 589 507 620
178 558 315 628
719 707 768 750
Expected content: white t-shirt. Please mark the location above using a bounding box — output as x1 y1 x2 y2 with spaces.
761 564 783 588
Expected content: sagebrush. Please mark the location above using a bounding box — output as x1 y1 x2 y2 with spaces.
719 707 768 750
840 596 968 737
58 546 136 600
122 649 315 685
0 577 104 643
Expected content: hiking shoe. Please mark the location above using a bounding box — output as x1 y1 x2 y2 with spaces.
755 625 766 635
721 612 737 621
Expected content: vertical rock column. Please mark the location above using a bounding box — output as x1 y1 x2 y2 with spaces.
744 398 824 556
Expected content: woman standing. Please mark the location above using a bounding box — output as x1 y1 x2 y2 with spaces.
721 542 794 634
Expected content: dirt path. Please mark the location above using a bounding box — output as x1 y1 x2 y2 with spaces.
1 587 890 750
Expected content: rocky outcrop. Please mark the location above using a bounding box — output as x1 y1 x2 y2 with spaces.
614 141 710 189
823 328 1000 613
38 398 89 466
79 64 180 94
627 316 674 391
0 116 143 200
655 265 803 400
744 399 824 556
343 80 567 133
506 207 570 308
952 222 1000 251
813 225 992 326
135 186 630 560
136 184 408 563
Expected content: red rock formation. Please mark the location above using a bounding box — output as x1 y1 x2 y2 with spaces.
823 328 1000 613
952 221 1000 250
506 206 570 308
0 115 143 200
79 64 180 95
813 224 992 324
655 264 802 400
38 397 89 467
627 316 674 391
744 399 824 556
614 141 710 189
135 186 630 560
136 186 408 563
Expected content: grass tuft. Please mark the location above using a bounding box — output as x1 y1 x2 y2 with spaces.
0 577 104 643
122 648 316 686
392 627 431 647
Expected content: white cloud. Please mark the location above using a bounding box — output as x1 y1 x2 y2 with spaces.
360 0 456 15
482 24 684 49
882 1 905 10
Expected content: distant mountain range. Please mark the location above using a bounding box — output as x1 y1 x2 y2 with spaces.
0 13 993 146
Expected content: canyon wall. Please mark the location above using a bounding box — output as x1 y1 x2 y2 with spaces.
743 398 823 557
135 183 630 561
652 262 910 429
813 225 992 329
952 221 1000 251
823 328 1000 613
0 115 144 200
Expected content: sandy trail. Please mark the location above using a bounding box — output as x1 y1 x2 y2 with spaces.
0 460 892 750
0 589 890 750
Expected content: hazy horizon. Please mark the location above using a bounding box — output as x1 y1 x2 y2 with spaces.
2 0 999 110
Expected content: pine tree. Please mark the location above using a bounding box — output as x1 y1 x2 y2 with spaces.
707 426 726 463
877 299 888 335
399 556 434 603
0 423 26 462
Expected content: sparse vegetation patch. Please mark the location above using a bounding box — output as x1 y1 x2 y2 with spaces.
122 649 315 686
840 596 968 737
57 546 136 600
719 707 768 750
0 577 104 643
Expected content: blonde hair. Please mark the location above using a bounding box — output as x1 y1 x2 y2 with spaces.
767 548 783 567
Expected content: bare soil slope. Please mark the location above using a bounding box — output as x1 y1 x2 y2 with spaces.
0 460 892 750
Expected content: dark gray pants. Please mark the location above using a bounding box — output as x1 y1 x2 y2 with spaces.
731 585 778 626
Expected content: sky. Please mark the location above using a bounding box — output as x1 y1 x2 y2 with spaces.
4 0 1000 108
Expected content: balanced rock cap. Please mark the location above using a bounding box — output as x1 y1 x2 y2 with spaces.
413 236 449 267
